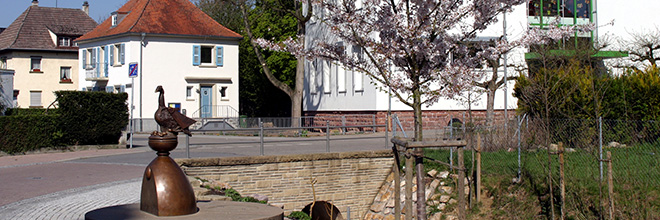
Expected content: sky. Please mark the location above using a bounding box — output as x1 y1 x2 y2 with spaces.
0 0 131 27
0 0 658 41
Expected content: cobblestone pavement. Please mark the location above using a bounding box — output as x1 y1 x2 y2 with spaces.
0 178 140 220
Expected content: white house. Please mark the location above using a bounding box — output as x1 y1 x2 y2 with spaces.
75 0 242 128
303 0 646 128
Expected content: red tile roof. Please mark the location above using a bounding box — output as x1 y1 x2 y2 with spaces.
0 6 97 51
76 0 242 42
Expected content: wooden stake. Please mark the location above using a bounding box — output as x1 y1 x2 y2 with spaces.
607 151 615 220
476 134 481 204
394 162 401 220
559 142 565 220
416 148 426 220
405 149 413 220
458 146 466 220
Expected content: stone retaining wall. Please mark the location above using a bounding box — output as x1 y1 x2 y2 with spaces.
177 150 394 219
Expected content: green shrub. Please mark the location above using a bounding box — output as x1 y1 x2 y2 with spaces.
287 211 311 220
4 108 59 116
0 115 63 154
56 91 128 145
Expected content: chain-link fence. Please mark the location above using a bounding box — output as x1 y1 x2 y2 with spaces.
412 116 660 219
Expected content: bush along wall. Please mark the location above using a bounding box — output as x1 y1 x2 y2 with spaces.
0 115 63 154
56 91 129 145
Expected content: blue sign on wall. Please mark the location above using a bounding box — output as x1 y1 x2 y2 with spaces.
129 62 138 78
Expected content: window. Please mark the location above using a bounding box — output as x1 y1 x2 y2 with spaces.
111 14 118 26
186 86 193 98
323 60 331 94
60 67 71 82
112 43 125 65
31 56 42 72
0 56 6 69
30 91 41 107
220 86 228 99
309 59 318 94
193 45 222 66
58 37 71 47
201 46 213 64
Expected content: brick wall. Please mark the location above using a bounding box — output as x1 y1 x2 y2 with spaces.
306 109 515 132
177 150 394 219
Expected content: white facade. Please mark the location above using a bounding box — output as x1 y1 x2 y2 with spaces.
77 34 240 120
304 5 529 113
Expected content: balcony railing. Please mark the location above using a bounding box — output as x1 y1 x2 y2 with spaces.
84 64 108 81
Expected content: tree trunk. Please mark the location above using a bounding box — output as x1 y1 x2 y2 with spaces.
486 88 495 127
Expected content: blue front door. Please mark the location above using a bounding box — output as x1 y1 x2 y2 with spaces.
200 86 212 118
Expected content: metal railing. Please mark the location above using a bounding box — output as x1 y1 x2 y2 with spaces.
190 105 239 119
182 121 387 157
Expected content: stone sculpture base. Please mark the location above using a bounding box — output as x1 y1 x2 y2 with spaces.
85 201 284 220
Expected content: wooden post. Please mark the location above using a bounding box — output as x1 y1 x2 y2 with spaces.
416 148 426 220
559 142 565 220
394 162 401 220
607 151 615 220
476 135 481 204
458 146 466 220
405 149 414 220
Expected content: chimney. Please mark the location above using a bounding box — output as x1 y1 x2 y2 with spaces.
31 0 38 6
82 1 89 15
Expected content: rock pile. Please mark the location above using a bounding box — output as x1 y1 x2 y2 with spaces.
365 169 469 220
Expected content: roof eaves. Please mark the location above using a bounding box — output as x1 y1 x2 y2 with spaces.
75 32 243 44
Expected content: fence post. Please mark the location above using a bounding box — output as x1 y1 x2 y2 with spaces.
607 151 615 220
517 115 522 181
342 115 346 135
476 134 481 204
600 117 603 181
394 162 401 220
326 121 330 152
458 146 466 220
450 116 454 172
186 134 190 159
372 115 376 133
385 117 390 149
259 121 264 156
559 142 565 220
405 149 414 220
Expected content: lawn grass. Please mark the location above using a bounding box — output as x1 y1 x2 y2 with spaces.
423 143 660 219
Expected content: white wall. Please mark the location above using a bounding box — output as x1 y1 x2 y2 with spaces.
78 34 240 119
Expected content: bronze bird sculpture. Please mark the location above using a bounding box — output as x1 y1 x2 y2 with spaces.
154 85 196 136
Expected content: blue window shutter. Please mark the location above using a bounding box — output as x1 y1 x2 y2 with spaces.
192 45 201 66
216 46 223 67
109 45 115 66
106 86 113 93
104 46 109 77
82 50 87 69
95 47 100 76
120 43 125 65
120 85 126 93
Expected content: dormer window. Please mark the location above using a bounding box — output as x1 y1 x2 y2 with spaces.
58 36 71 47
112 14 118 26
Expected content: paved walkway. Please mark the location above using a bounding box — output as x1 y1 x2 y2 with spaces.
0 178 140 220
0 148 147 220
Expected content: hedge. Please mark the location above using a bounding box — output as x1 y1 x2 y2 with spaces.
0 115 63 154
0 91 129 154
56 91 129 145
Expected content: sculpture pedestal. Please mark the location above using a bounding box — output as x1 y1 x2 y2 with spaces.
85 201 284 220
140 134 197 216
